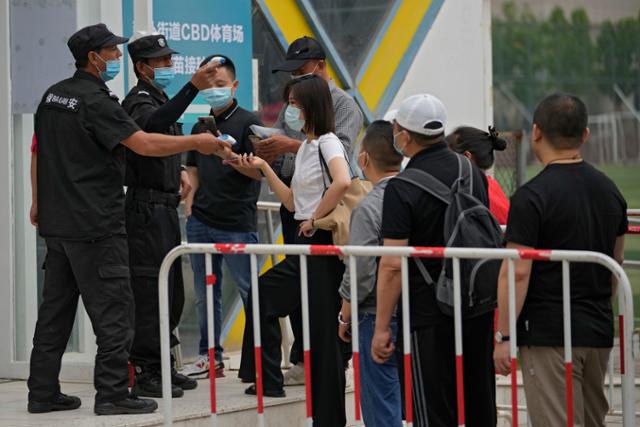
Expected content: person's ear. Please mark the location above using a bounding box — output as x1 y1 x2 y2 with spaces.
463 150 474 161
532 123 543 144
582 127 590 145
136 61 149 79
231 80 239 92
88 51 100 68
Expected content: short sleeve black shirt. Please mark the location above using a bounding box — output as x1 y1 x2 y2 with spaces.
506 162 628 347
121 80 182 193
186 100 263 232
382 142 489 329
35 70 140 240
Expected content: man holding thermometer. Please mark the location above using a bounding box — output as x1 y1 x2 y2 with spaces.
122 35 231 398
183 55 263 379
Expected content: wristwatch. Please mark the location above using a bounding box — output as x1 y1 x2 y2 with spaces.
338 313 351 326
495 331 510 343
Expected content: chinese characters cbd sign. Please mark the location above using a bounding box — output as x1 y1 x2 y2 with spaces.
152 0 253 130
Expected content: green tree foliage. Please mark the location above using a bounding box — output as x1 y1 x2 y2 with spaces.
493 2 640 116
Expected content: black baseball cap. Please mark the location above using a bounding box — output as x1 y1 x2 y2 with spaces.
128 34 178 63
67 23 128 61
272 36 326 74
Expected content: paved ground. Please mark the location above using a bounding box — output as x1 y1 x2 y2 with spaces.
2 351 637 426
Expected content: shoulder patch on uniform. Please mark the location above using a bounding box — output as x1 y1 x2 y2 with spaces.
44 92 80 112
138 90 150 96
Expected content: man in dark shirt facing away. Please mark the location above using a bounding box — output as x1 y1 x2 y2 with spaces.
372 94 496 427
494 93 627 426
183 55 263 379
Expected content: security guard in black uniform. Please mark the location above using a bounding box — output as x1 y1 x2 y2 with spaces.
28 23 230 416
122 34 217 397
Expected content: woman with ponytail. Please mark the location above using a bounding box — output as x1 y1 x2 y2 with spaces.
447 126 510 224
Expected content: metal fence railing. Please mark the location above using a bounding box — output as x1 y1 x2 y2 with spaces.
158 244 635 427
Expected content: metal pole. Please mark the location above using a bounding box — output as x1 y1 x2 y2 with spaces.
250 254 265 427
400 256 413 427
299 255 313 426
348 255 362 424
159 252 177 426
205 254 217 426
562 261 573 427
507 259 518 427
607 352 614 413
452 258 465 427
616 260 635 427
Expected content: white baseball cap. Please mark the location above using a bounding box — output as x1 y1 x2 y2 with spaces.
395 94 447 136
383 109 398 122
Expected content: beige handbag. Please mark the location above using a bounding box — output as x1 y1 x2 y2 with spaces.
313 145 371 246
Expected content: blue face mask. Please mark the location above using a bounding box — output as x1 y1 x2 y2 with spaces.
96 54 120 81
149 65 175 89
285 105 305 132
202 87 233 110
392 131 405 157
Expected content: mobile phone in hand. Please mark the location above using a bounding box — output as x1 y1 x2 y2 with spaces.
248 134 261 153
198 116 218 135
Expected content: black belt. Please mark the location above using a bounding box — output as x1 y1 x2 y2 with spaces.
126 187 181 208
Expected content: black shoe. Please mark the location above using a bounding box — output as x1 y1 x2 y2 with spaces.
28 393 81 414
244 384 286 398
95 394 158 415
171 369 198 391
132 373 184 398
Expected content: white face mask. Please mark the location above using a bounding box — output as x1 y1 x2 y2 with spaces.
291 62 319 80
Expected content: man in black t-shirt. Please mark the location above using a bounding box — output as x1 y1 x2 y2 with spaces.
29 24 230 416
183 55 263 378
494 94 627 426
372 94 496 426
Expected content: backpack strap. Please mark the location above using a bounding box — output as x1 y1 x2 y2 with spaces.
392 168 453 287
453 155 473 195
393 168 452 205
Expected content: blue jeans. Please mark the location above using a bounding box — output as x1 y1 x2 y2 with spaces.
358 313 402 427
186 215 257 360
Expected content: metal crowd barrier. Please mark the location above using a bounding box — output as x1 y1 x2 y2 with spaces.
158 244 635 427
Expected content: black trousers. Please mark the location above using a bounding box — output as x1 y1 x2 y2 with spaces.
402 312 496 427
126 197 184 371
279 206 305 366
239 228 346 427
28 235 134 404
281 206 351 368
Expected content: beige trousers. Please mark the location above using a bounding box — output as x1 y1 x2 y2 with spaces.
520 346 611 427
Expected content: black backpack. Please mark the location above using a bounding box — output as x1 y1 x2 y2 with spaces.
394 155 502 318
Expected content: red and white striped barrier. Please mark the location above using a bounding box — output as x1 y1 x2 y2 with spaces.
158 244 635 427
204 255 218 425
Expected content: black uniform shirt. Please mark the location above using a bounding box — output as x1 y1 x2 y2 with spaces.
381 142 489 329
35 70 140 240
186 100 263 232
122 79 182 193
506 162 628 347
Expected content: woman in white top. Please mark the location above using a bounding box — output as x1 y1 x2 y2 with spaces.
237 75 351 426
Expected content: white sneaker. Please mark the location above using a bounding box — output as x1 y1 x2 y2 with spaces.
181 354 210 379
283 362 305 386
345 365 353 390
